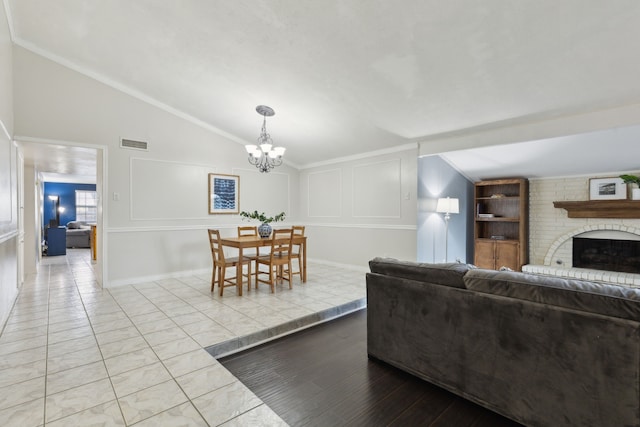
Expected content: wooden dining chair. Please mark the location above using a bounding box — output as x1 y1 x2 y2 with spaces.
208 229 252 296
238 225 261 283
238 226 260 257
285 225 305 282
255 228 294 293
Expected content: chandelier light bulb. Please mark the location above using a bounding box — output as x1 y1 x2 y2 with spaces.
260 143 273 153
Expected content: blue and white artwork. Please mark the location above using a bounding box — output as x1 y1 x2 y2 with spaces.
209 174 239 213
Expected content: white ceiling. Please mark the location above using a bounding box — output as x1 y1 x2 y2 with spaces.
7 1 640 179
18 141 97 183
441 124 640 181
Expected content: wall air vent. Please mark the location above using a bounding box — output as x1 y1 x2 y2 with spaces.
120 138 148 151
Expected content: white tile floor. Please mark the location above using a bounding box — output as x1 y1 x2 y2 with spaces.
0 249 367 426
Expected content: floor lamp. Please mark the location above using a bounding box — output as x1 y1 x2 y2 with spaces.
48 195 59 227
436 197 459 262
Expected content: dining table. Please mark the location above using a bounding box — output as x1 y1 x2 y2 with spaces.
219 233 307 296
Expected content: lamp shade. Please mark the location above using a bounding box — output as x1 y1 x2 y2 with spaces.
436 197 459 214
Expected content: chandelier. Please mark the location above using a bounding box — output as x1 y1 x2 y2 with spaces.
244 105 286 173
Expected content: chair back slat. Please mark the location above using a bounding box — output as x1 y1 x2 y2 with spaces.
270 228 293 261
238 226 258 237
208 229 225 263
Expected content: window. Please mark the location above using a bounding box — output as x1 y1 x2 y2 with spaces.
75 190 97 223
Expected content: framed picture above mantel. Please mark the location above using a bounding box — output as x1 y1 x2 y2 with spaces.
589 177 626 200
208 173 239 214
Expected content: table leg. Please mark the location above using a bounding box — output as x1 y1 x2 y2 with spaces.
237 247 243 296
91 225 97 260
302 240 307 283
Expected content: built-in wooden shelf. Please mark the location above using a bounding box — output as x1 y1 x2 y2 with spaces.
475 217 520 222
474 178 528 271
553 200 640 218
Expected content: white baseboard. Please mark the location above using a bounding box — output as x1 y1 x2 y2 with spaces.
106 258 367 288
106 267 210 288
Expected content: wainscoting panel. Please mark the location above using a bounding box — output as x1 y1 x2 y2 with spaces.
305 224 416 267
308 169 342 218
0 234 18 330
236 168 290 215
0 129 12 223
353 158 401 218
130 158 212 220
107 227 211 285
0 124 17 328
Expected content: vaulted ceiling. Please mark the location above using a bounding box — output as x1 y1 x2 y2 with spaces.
8 1 640 178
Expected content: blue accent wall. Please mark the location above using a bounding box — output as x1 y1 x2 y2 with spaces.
43 182 96 227
417 155 474 263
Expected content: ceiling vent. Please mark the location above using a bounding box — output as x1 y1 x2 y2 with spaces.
120 138 148 151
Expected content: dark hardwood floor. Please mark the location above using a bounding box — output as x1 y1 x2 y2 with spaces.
219 309 522 427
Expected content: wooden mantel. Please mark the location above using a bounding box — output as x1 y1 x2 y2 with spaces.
553 200 640 218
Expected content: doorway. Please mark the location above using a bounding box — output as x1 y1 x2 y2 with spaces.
16 138 106 287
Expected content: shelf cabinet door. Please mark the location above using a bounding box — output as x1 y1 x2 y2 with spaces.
474 240 496 269
474 240 520 271
495 240 519 271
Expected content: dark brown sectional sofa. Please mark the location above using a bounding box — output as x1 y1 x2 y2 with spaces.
366 257 640 427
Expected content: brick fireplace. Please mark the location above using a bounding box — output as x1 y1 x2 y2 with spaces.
524 176 640 286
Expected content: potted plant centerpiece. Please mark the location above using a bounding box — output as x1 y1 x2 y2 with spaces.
620 174 640 200
239 210 286 238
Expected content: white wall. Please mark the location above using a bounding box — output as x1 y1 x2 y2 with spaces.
13 46 298 286
298 148 418 269
0 2 10 132
0 0 16 329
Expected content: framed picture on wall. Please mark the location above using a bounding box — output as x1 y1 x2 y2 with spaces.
589 177 627 200
208 173 240 214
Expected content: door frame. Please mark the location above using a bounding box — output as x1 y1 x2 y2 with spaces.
15 136 108 287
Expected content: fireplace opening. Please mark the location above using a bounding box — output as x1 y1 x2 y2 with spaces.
573 237 640 274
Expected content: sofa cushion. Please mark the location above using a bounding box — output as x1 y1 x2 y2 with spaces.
464 269 640 322
368 257 473 289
